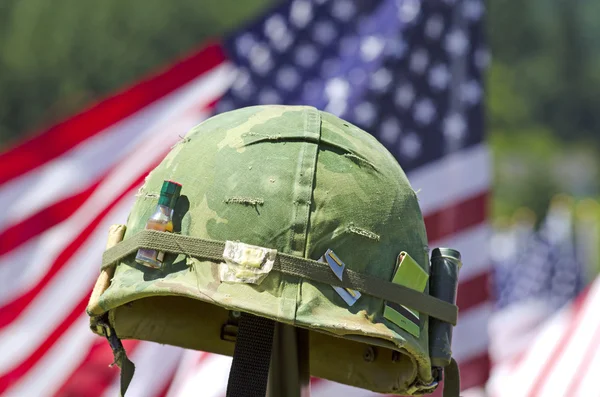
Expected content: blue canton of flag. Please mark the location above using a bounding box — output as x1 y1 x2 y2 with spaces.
216 0 488 173
492 216 584 311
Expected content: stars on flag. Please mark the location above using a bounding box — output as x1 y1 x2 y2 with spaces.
220 0 486 170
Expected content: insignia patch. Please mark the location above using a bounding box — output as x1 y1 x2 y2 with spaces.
318 249 361 306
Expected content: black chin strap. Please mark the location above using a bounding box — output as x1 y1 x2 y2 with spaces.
226 313 276 397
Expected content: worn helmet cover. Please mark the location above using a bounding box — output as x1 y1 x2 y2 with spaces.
90 105 439 394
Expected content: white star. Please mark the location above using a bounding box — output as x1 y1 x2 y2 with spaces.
249 43 273 75
354 102 377 126
429 64 450 91
313 21 337 45
360 35 385 62
258 88 281 104
460 80 482 105
413 98 436 125
325 101 347 116
332 0 356 22
236 33 256 57
264 14 287 41
232 68 254 99
272 32 294 53
290 0 313 29
232 68 250 91
370 68 393 93
276 66 301 91
295 44 319 68
409 48 429 74
395 84 415 109
425 15 444 40
445 30 469 57
380 117 401 145
325 77 350 100
264 15 293 53
443 113 467 143
397 0 420 23
463 0 484 21
399 132 422 160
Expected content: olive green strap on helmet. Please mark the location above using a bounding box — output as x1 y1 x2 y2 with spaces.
101 230 459 325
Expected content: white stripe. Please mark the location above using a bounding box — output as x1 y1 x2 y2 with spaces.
3 315 97 397
0 197 132 373
462 387 488 397
490 307 572 397
165 351 208 397
0 131 157 306
0 61 231 390
488 300 555 364
430 223 491 281
538 281 600 397
452 302 491 361
407 144 490 215
575 318 600 396
0 101 215 306
312 381 381 397
174 354 233 397
102 342 184 397
0 63 234 231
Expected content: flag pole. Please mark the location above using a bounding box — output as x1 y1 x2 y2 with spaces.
266 323 311 397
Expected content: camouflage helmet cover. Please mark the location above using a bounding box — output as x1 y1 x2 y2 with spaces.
90 105 446 394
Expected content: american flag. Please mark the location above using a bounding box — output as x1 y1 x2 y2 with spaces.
0 0 489 396
487 275 599 397
488 201 588 397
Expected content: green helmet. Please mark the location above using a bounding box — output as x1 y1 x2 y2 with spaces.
88 105 460 396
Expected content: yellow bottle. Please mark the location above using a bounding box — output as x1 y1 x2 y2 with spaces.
135 180 182 268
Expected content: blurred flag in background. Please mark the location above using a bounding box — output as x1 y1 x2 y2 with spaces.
487 197 593 397
0 0 489 396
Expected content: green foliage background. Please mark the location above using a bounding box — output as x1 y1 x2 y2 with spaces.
1 0 599 221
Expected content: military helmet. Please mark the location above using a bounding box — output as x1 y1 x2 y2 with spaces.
88 105 461 396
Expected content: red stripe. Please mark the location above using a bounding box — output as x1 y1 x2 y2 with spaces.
0 180 100 256
565 310 600 394
459 352 491 391
155 353 184 397
529 289 589 397
156 370 178 397
456 271 491 312
0 43 225 185
310 377 325 388
0 171 148 328
424 191 489 242
196 351 213 366
0 295 89 393
0 98 219 258
54 340 140 397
